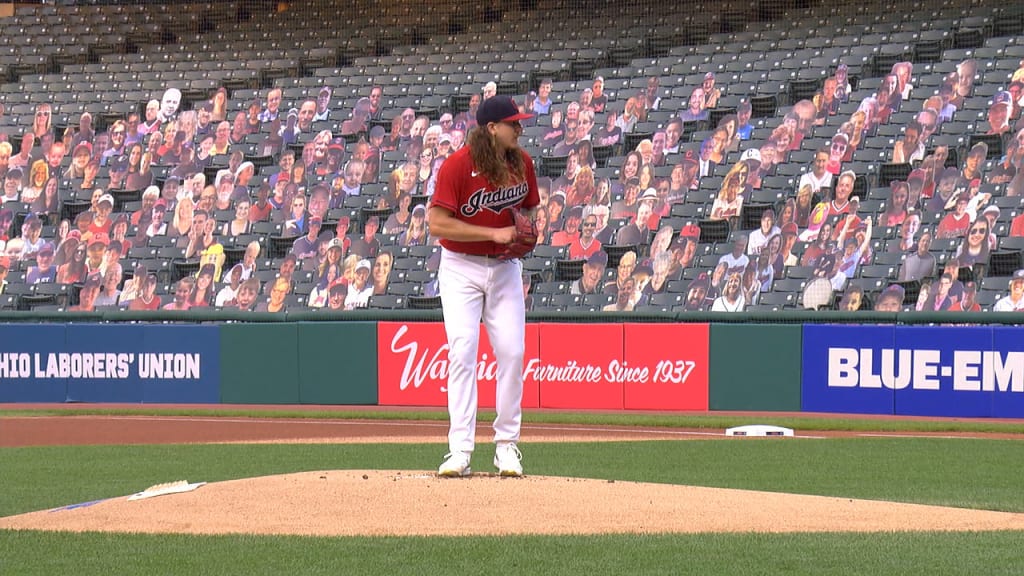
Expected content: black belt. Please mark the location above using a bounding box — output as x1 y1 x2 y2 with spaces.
445 248 506 260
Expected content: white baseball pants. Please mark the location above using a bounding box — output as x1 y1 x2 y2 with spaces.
438 248 525 454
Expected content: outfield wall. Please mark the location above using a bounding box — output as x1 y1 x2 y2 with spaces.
1 313 1022 418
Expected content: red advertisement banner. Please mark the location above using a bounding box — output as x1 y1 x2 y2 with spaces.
377 322 710 412
376 322 541 408
536 323 626 409
623 323 709 410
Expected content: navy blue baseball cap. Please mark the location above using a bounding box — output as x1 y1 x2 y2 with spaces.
476 96 533 127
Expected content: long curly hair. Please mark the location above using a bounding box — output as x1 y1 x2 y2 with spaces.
467 126 526 188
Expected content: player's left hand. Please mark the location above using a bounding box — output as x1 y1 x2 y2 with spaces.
498 210 538 259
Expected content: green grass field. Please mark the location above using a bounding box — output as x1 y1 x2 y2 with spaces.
2 411 1024 576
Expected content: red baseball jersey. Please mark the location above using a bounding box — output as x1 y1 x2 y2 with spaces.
430 146 540 256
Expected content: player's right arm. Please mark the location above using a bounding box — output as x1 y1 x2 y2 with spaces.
427 206 515 244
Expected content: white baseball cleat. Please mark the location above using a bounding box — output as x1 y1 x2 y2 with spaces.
494 443 523 477
438 451 472 477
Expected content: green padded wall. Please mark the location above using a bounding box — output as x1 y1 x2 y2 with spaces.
297 322 378 404
220 323 300 404
709 324 802 411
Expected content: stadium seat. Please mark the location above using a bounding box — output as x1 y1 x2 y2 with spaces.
759 291 796 307
554 259 584 282
534 281 570 295
406 295 441 309
367 295 406 309
550 293 583 309
988 250 1023 277
604 244 639 268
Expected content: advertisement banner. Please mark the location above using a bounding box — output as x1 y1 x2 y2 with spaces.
623 323 709 411
0 324 220 404
138 325 221 404
377 322 541 408
991 326 1024 418
801 325 896 415
803 325 1024 418
892 326 996 417
65 324 147 402
0 324 69 402
537 323 625 409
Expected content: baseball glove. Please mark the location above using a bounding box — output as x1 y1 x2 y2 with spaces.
500 209 538 260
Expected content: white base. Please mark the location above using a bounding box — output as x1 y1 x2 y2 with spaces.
725 424 794 437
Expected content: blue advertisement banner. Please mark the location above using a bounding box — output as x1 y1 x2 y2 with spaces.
802 325 896 415
803 324 1024 418
0 324 69 402
990 327 1024 419
892 326 995 417
139 324 220 403
65 324 147 403
0 324 220 404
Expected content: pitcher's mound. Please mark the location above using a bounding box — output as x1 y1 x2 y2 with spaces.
3 470 1024 536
